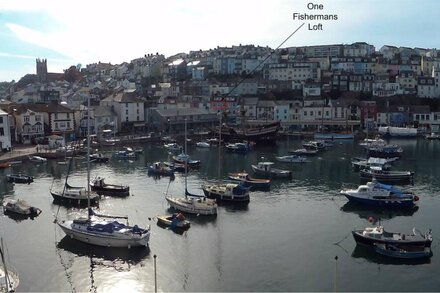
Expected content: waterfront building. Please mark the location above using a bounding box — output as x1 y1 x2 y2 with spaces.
396 71 417 94
14 108 45 144
343 42 375 57
417 77 436 98
100 91 145 132
0 109 11 150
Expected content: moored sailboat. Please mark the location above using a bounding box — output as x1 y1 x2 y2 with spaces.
55 97 150 248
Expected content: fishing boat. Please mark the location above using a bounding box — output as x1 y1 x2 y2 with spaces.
0 239 19 293
29 155 47 163
56 97 151 248
90 177 129 196
147 162 175 177
251 162 292 178
6 174 33 184
2 198 41 217
340 180 419 209
165 119 217 215
89 153 109 163
359 138 386 147
365 144 403 158
351 157 392 171
289 148 318 156
156 213 190 229
195 141 210 148
225 142 251 153
202 183 250 203
352 226 432 247
228 172 271 191
360 166 414 183
275 155 308 163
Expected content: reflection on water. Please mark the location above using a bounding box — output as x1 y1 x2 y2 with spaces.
341 201 419 220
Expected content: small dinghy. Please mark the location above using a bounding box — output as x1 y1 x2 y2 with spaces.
89 153 109 163
251 162 292 179
29 155 47 163
228 172 271 191
156 213 190 229
374 243 433 259
275 155 308 163
2 198 41 217
147 162 175 177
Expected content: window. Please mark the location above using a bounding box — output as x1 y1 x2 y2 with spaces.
24 116 30 122
126 110 128 115
318 111 321 116
137 109 139 114
415 114 420 120
55 113 58 119
0 117 3 123
67 113 70 119
67 122 70 128
284 109 287 114
326 111 329 116
304 111 307 116
55 122 58 129
310 111 313 116
35 115 41 122
137 116 139 121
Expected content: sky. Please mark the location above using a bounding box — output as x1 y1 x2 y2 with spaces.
0 0 439 82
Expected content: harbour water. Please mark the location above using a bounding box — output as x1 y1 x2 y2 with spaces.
1 138 440 291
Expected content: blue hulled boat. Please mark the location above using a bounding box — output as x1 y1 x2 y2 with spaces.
374 243 432 259
340 180 418 209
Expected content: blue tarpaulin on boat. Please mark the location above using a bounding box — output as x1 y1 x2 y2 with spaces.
87 221 126 233
232 184 250 195
374 182 405 197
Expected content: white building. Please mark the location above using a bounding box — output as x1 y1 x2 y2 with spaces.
15 108 45 144
100 91 145 132
0 109 11 150
265 62 320 83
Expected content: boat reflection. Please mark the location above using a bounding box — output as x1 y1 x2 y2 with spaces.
341 201 418 220
351 245 431 265
57 236 150 264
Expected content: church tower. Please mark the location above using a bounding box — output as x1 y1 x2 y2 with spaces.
36 58 48 82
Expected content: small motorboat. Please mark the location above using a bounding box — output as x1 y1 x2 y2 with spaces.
374 243 433 259
156 213 190 229
196 141 211 148
340 180 419 209
29 155 47 163
352 226 432 247
173 153 200 168
164 143 182 152
289 148 318 156
164 162 186 172
251 162 292 179
147 162 175 177
113 150 136 159
225 142 251 153
202 183 250 203
302 140 325 151
426 132 440 140
360 166 414 183
2 198 41 217
275 155 308 163
365 144 403 158
228 172 271 191
90 177 129 196
89 153 109 163
6 174 34 184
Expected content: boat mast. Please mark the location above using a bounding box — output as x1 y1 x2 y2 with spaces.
87 95 91 219
218 112 222 184
0 238 10 292
184 118 188 198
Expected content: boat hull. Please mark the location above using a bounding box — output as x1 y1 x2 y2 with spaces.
6 175 33 184
51 191 99 206
343 193 416 209
202 188 250 203
352 231 431 247
90 186 130 197
165 197 217 215
374 244 432 259
58 221 150 248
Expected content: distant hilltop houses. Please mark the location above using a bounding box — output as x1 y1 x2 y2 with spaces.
0 42 440 150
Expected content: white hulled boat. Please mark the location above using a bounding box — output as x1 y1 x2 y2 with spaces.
165 119 217 215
